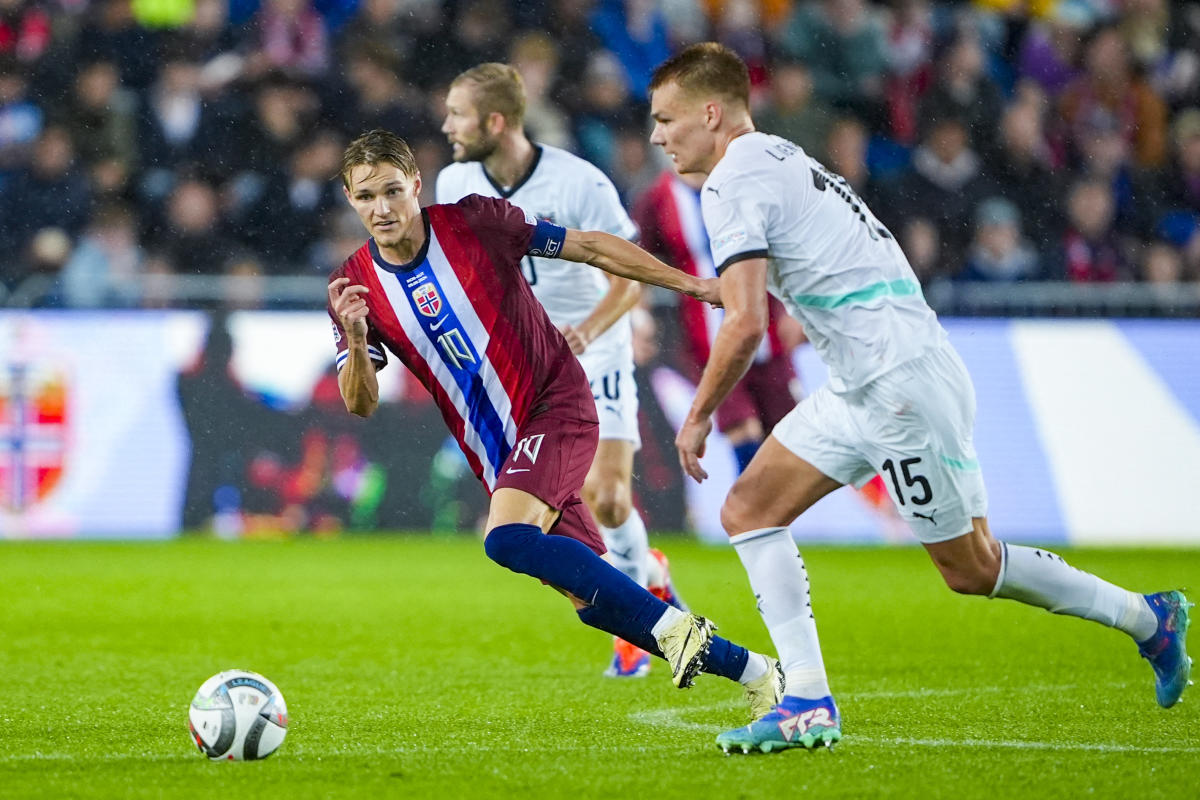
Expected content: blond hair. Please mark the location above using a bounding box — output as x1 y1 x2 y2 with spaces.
649 42 750 109
340 129 418 188
450 63 527 128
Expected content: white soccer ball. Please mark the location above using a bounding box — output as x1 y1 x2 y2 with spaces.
188 669 288 761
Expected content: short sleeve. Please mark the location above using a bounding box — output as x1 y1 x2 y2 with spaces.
327 264 387 373
455 193 566 261
701 180 771 275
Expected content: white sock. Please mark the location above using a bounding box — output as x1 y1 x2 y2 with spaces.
650 606 687 639
730 527 831 699
991 543 1158 641
738 652 770 684
599 510 650 587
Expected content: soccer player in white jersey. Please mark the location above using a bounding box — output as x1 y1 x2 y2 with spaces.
647 43 1192 754
436 63 685 678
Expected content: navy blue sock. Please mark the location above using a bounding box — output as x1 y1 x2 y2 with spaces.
732 440 761 473
486 523 669 648
701 635 750 681
579 605 750 681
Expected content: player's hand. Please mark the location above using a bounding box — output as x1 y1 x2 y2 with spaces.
675 414 712 483
560 324 590 355
328 277 370 340
693 277 723 308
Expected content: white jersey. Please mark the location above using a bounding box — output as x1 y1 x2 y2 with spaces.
436 144 639 360
702 132 946 393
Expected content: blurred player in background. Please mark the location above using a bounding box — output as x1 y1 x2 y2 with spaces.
328 128 785 719
648 44 1192 754
633 168 805 475
437 63 685 679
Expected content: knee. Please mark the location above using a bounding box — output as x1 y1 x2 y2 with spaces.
484 523 538 572
720 488 756 535
585 479 631 528
940 570 994 596
935 555 1001 596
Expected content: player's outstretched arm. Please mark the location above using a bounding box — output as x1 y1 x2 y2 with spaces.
560 229 721 307
676 257 770 482
329 277 379 418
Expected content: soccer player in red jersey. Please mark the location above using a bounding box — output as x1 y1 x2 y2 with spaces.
326 129 785 718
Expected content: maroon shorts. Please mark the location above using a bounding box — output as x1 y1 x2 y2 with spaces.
715 355 798 435
493 409 605 555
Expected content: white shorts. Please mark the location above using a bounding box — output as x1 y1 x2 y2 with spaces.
579 347 641 447
773 341 988 543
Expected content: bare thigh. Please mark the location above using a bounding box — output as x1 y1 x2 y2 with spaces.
720 435 844 535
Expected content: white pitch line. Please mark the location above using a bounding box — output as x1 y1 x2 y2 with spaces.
628 684 1200 755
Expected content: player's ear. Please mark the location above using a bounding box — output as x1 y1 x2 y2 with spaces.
704 100 722 131
411 173 422 197
342 183 353 205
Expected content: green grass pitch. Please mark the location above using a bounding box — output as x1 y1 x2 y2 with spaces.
1 536 1197 799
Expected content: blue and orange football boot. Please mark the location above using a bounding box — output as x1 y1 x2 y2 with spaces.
1138 590 1193 708
604 637 651 678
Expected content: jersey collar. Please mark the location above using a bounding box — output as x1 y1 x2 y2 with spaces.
482 144 543 199
369 211 431 273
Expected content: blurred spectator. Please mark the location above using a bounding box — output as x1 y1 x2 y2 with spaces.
439 0 510 84
59 59 139 175
0 0 51 65
880 115 988 266
243 129 344 267
1016 0 1090 99
591 0 671 102
777 0 889 125
340 43 429 140
244 0 330 80
74 0 163 90
221 251 269 309
959 197 1040 282
510 31 574 151
1140 240 1183 284
59 202 144 307
1054 177 1129 282
545 0 605 116
983 96 1062 247
610 125 658 204
1058 23 1168 169
0 57 42 176
900 217 942 283
0 125 91 287
1147 109 1200 233
1120 0 1170 75
229 76 318 184
136 54 224 197
883 0 935 145
920 25 1006 156
150 176 237 275
706 0 772 97
824 116 877 201
574 50 638 175
336 0 414 67
755 60 835 161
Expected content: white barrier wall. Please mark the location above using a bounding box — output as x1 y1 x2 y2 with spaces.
654 318 1200 546
2 312 1198 543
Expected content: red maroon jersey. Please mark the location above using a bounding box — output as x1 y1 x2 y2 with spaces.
634 170 791 366
328 195 596 491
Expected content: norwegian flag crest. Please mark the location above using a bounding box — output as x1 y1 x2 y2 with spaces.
412 283 442 317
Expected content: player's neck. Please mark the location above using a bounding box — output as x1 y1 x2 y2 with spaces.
707 118 757 172
377 212 428 266
483 134 537 191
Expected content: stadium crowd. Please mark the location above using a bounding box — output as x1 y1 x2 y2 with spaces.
1 0 1199 308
